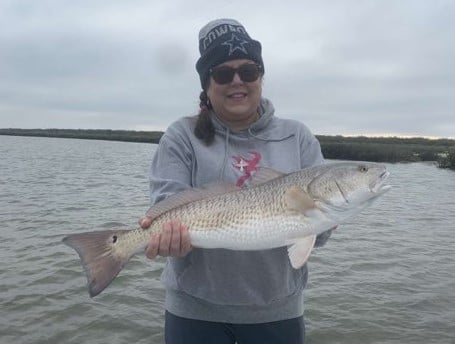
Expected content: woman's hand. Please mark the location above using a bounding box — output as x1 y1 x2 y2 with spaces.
139 217 192 259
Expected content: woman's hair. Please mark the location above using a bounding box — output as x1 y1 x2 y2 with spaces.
194 90 215 145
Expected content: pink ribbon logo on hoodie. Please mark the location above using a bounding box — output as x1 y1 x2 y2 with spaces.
232 151 262 187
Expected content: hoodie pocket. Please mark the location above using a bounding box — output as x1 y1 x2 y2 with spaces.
174 248 306 306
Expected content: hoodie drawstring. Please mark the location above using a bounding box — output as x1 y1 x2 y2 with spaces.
219 127 231 180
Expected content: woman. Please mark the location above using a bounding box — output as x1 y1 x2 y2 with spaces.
140 18 331 344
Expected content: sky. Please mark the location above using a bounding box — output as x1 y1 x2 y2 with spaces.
1 0 454 138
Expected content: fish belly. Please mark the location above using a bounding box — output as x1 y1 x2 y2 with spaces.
189 215 313 250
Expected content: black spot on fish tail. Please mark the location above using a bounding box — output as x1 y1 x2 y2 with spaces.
62 229 131 297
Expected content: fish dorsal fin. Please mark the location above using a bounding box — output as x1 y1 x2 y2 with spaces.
146 183 239 220
249 167 285 186
284 186 316 212
287 235 316 269
201 181 240 194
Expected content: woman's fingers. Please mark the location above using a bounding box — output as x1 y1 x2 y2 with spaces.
145 233 160 259
144 220 192 259
169 220 182 257
180 224 192 256
158 222 173 257
139 216 152 229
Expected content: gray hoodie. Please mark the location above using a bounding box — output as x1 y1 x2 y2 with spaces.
149 98 329 323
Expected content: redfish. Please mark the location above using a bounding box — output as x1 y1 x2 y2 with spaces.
63 162 390 297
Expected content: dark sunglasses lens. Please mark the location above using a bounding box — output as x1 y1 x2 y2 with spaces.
238 64 260 82
211 64 261 84
211 67 235 84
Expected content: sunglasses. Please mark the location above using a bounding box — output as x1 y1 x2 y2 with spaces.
210 63 263 85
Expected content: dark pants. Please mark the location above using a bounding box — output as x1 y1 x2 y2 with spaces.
165 311 305 344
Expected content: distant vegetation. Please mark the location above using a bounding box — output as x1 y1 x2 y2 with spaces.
1 128 455 170
318 135 455 170
0 128 162 144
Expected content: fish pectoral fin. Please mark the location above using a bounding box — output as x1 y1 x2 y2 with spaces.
286 235 316 269
285 186 316 212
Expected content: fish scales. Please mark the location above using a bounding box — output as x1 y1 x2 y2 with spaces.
149 180 299 248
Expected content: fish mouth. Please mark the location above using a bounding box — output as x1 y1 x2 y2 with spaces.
370 171 392 194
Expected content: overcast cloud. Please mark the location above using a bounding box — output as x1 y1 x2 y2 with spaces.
0 0 454 138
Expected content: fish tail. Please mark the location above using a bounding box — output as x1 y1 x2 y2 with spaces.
62 229 131 297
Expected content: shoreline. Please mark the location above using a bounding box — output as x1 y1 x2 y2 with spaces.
1 128 454 168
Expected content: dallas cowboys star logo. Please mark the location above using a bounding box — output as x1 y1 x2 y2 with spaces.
222 33 249 55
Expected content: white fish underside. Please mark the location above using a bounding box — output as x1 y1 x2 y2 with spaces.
190 214 320 250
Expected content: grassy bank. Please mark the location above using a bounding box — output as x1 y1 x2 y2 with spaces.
1 128 454 170
0 128 162 144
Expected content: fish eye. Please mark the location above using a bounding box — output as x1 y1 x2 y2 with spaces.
358 166 368 173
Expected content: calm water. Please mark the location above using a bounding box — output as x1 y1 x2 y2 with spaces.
1 136 454 344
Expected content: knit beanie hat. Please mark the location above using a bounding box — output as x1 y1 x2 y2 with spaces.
196 18 264 89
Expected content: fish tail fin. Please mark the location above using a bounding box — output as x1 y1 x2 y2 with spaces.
62 229 131 297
